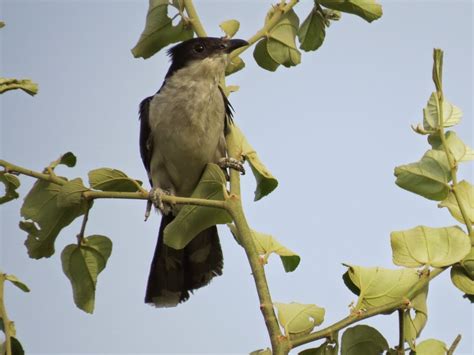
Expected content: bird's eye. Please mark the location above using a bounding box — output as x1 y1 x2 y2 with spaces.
194 44 205 53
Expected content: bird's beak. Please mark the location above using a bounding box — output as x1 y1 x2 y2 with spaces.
224 39 248 53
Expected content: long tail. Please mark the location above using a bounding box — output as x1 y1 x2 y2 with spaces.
145 214 223 307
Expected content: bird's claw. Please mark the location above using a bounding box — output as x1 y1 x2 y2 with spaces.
218 157 245 175
144 188 171 221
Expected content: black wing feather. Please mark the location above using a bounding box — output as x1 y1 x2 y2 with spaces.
218 86 234 135
139 96 153 183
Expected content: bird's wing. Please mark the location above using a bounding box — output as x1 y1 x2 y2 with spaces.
139 95 153 184
218 86 234 134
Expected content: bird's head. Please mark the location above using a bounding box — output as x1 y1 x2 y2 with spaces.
165 37 248 79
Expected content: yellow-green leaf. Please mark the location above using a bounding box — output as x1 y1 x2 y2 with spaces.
438 180 473 224
0 172 20 205
5 274 30 293
20 179 88 259
164 164 232 249
403 286 428 349
390 225 470 268
0 21 5 28
428 131 474 163
298 8 326 52
416 339 447 355
57 178 88 208
88 168 143 192
451 264 474 296
343 265 420 309
460 247 474 279
340 325 388 355
253 38 280 72
394 149 451 201
228 224 300 272
0 78 38 96
227 124 278 200
219 19 240 38
266 9 301 67
299 341 338 355
318 0 382 23
61 235 112 313
274 302 325 336
423 92 462 131
225 56 245 76
131 0 193 59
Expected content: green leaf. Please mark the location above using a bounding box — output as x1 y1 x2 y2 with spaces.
274 302 325 337
0 78 38 96
432 49 443 93
219 19 240 38
254 7 301 70
57 178 88 208
253 38 280 72
391 225 470 268
394 149 451 201
227 124 278 200
225 56 245 76
5 274 30 293
0 21 5 28
416 339 447 355
59 152 77 167
438 180 474 224
429 131 474 163
423 92 462 131
403 285 428 349
0 173 20 205
298 8 326 52
61 235 112 313
318 0 383 23
228 224 300 272
10 337 25 355
250 349 272 355
20 180 88 259
88 168 143 192
48 151 78 170
340 325 388 355
451 264 474 296
131 0 194 59
299 341 338 355
266 9 301 68
164 164 232 249
343 265 420 309
460 247 474 279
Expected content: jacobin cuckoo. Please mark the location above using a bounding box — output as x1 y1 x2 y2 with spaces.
139 37 248 307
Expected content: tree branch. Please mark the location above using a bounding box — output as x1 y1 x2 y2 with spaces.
0 274 13 355
0 159 227 210
229 0 300 60
226 127 289 354
183 0 207 37
433 49 473 238
290 268 445 349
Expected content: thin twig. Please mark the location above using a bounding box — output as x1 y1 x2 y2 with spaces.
0 274 13 355
397 309 405 354
447 334 462 355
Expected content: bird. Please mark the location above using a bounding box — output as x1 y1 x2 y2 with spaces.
139 37 248 307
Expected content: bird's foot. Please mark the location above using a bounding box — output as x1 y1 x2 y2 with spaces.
218 157 245 175
144 187 171 221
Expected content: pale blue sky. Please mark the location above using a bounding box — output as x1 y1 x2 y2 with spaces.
1 0 472 354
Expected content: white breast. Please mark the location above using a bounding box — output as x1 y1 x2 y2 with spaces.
148 56 227 197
